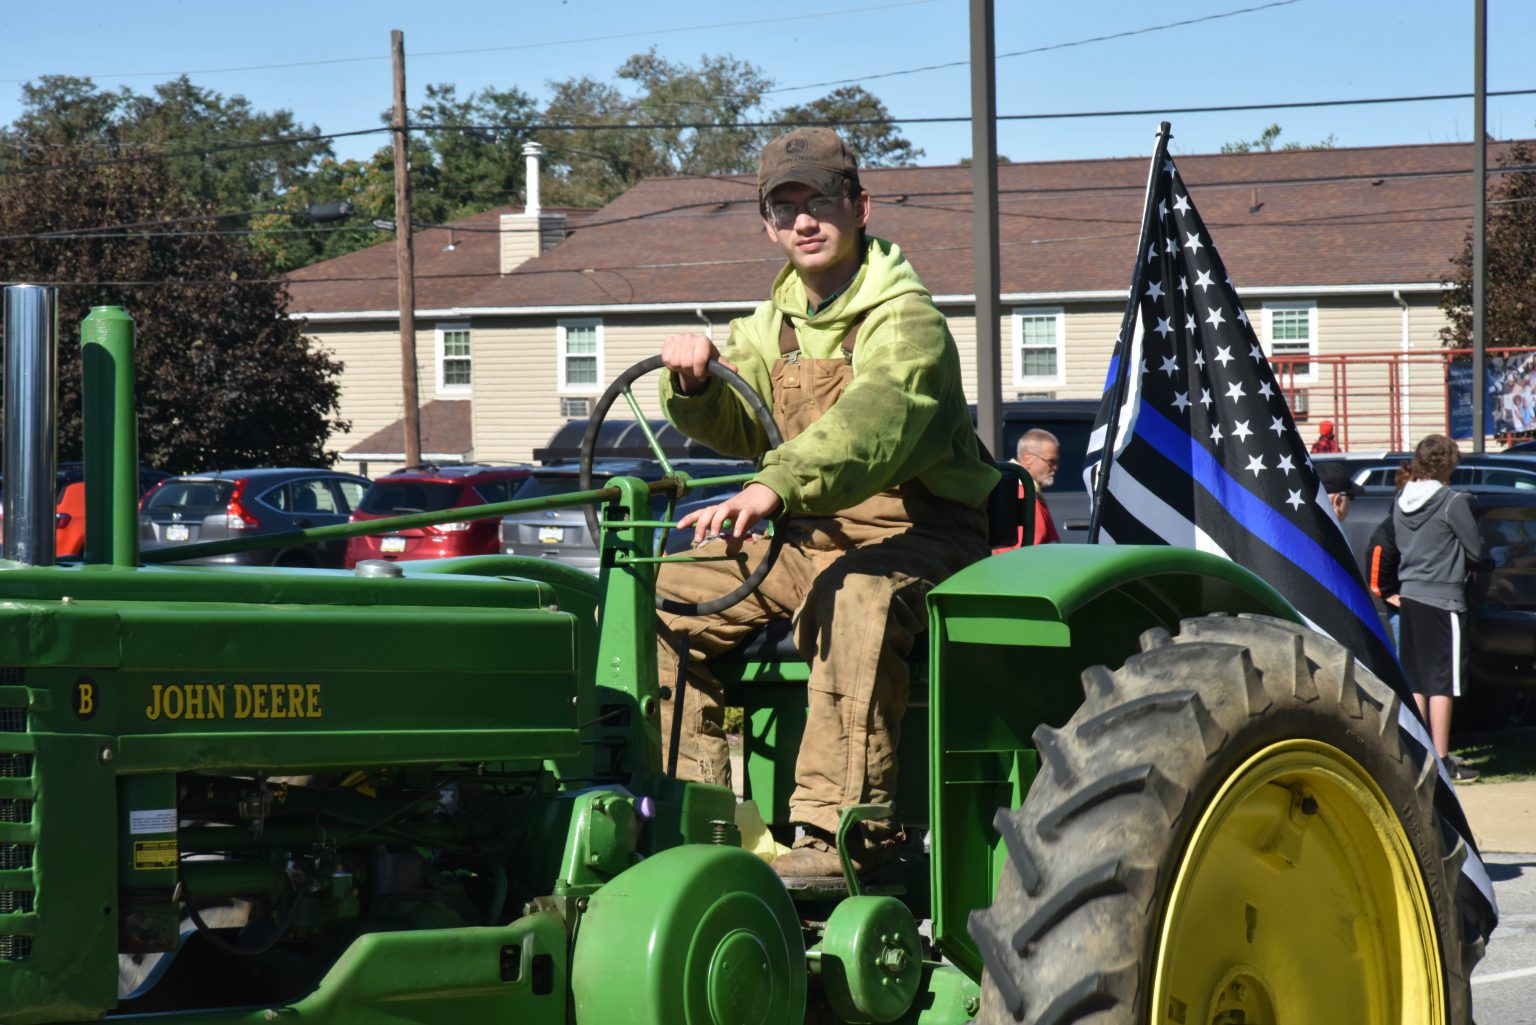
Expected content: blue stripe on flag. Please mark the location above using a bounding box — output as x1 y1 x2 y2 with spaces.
1135 403 1392 647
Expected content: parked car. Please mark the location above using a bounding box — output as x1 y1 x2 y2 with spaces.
500 459 753 574
140 468 370 567
343 464 533 567
0 463 169 558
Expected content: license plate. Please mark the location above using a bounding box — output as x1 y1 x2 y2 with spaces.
380 536 407 553
165 523 189 542
538 526 564 544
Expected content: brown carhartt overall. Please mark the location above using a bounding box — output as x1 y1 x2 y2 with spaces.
655 313 988 849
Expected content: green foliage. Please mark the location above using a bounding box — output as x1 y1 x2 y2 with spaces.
1442 139 1536 349
1220 123 1337 154
0 147 346 472
774 86 925 169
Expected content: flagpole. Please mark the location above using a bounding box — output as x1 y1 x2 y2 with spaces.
1087 120 1174 543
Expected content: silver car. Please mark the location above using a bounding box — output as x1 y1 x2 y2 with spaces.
500 460 751 574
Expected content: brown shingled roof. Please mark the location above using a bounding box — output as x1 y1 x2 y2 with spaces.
289 140 1520 316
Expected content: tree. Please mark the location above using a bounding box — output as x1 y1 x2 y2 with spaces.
0 146 347 472
774 86 924 168
1220 123 1337 154
3 75 332 212
1441 139 1536 349
536 51 921 208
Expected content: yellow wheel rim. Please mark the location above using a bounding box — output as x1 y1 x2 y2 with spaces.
1150 739 1444 1024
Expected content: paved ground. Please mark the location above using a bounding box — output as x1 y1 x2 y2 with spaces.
1457 781 1536 1023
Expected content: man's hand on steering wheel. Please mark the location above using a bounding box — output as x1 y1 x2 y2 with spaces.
661 333 737 395
678 482 783 554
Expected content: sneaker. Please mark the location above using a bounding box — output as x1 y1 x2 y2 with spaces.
1448 757 1481 783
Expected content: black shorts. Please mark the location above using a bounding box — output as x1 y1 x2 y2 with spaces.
1399 597 1465 698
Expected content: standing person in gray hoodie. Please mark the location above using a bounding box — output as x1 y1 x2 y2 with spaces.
1394 434 1483 782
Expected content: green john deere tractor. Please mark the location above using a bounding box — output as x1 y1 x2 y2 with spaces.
0 288 1488 1024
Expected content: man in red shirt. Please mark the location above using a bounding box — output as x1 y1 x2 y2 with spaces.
996 428 1060 551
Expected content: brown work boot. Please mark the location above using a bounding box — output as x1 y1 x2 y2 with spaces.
771 830 844 882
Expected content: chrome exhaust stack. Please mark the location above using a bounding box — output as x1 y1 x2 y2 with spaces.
2 285 60 565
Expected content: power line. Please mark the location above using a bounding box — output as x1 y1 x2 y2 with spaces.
763 0 1306 96
0 1 936 85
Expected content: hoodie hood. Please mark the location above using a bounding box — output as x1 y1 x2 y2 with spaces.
1397 479 1449 520
768 236 928 359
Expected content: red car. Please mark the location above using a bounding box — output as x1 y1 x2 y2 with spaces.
343 464 532 567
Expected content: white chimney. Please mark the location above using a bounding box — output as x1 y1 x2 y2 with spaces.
523 141 543 217
500 141 565 274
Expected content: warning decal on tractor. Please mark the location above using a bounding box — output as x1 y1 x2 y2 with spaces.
133 840 178 870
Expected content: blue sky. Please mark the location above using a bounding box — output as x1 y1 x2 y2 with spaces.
5 0 1535 168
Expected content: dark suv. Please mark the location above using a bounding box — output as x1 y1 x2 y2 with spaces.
139 468 370 567
499 459 752 574
344 464 533 567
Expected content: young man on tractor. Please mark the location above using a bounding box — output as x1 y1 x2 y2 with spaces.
654 127 998 882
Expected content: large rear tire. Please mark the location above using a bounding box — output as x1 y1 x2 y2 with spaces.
968 614 1482 1024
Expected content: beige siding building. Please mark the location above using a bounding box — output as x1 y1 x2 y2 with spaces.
289 142 1510 475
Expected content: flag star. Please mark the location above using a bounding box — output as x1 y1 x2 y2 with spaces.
1183 231 1205 254
1200 388 1213 409
1164 158 1177 175
1269 415 1287 436
1206 307 1227 330
1286 489 1305 511
1225 273 1234 288
1172 390 1190 412
1245 453 1266 477
1194 349 1206 369
1225 380 1246 401
1194 269 1214 292
1155 317 1173 338
1147 243 1158 263
1165 235 1177 254
1146 280 1165 300
1232 419 1253 442
1158 199 1168 220
1173 193 1191 215
1178 276 1189 295
1258 380 1275 400
1249 343 1265 363
1237 307 1250 327
1213 345 1233 366
1209 422 1223 443
1185 314 1197 333
1160 354 1180 376
1277 454 1295 474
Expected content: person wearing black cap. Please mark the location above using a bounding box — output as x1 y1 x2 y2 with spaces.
1315 459 1364 522
652 127 997 882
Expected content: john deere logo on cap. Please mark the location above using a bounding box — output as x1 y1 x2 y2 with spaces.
786 138 808 155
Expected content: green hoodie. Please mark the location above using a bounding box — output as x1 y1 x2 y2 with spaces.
661 236 998 516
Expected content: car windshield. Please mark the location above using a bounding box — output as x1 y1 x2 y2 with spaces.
143 480 235 514
358 481 465 515
516 475 593 501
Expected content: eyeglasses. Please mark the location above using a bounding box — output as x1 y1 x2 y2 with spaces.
1025 452 1060 466
764 194 847 228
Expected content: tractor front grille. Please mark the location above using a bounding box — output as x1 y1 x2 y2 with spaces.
0 675 37 963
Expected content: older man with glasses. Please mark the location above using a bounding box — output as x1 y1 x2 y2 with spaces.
1005 428 1062 548
652 127 998 884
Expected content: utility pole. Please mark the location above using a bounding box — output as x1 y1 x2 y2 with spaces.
392 29 422 468
1472 0 1487 453
969 0 1002 456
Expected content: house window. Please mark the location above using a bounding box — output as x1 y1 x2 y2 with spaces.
558 319 603 392
1262 302 1317 382
1012 307 1066 388
437 323 471 393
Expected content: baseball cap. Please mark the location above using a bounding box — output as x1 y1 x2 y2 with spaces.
1315 460 1364 498
758 128 860 202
